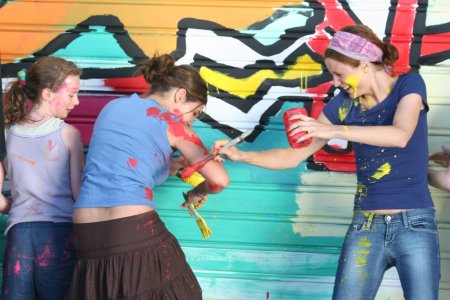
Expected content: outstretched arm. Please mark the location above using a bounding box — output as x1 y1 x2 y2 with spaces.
215 113 331 170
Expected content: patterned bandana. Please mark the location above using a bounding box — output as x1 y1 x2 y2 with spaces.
328 31 383 62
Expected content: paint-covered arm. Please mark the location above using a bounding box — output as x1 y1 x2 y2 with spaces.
62 124 84 201
168 124 230 195
290 94 423 148
0 162 11 213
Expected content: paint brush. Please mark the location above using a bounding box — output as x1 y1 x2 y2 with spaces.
180 129 253 179
178 171 212 238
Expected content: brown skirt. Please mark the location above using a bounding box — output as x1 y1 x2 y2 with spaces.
68 211 202 300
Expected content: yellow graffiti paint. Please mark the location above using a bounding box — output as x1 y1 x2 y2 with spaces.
371 162 391 180
199 54 322 98
345 75 362 99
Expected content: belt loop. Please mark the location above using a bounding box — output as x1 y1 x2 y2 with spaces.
362 212 374 231
401 211 408 228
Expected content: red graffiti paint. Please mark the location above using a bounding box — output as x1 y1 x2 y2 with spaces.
127 157 138 168
104 75 149 92
144 187 154 201
389 0 418 73
421 32 450 56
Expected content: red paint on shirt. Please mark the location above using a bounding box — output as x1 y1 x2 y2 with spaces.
127 157 138 168
144 187 154 201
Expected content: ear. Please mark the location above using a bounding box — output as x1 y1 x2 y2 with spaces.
175 88 187 104
360 62 370 73
41 87 53 102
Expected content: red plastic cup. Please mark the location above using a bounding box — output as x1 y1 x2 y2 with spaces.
283 107 312 148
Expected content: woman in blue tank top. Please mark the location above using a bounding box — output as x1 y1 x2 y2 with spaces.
215 25 440 300
69 54 229 300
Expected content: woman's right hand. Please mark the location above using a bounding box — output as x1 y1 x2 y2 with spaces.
213 140 244 162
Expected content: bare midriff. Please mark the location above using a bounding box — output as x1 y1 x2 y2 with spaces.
73 206 154 223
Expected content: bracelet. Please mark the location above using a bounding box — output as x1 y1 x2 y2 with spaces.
190 188 207 200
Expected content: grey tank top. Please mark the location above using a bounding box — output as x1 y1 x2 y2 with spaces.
4 118 73 234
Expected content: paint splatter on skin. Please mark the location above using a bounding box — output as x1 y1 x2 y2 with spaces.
127 157 138 168
371 162 391 180
180 156 212 179
208 183 219 192
146 107 205 149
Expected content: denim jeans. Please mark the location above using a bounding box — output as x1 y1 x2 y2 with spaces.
1 222 76 300
332 208 440 300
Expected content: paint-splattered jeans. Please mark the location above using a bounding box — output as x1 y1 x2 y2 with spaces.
332 208 440 300
1 222 76 300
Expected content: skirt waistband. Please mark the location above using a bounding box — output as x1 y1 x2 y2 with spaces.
73 211 172 259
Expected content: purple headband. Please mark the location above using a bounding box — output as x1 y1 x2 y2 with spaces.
328 31 383 62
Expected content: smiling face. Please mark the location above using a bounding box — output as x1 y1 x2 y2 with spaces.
325 58 366 99
48 75 81 119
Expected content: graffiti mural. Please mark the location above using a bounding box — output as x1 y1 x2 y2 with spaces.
1 0 449 299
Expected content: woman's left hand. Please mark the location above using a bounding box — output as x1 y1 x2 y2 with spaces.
170 156 187 176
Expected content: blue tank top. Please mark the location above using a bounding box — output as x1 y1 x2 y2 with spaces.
75 94 175 208
323 72 434 210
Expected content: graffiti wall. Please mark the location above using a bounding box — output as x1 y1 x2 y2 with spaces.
1 0 449 299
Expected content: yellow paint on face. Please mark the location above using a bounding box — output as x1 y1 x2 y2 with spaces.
371 162 391 180
345 75 362 99
199 54 322 98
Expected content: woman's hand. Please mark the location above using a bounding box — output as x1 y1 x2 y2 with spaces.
287 114 336 142
0 193 11 214
429 146 450 167
169 156 187 176
212 140 244 162
181 188 208 210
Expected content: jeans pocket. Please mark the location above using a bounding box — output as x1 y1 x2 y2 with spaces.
348 220 367 233
409 216 438 234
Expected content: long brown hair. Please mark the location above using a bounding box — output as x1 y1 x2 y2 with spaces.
3 56 81 127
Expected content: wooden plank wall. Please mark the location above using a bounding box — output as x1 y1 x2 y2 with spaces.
1 1 450 299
